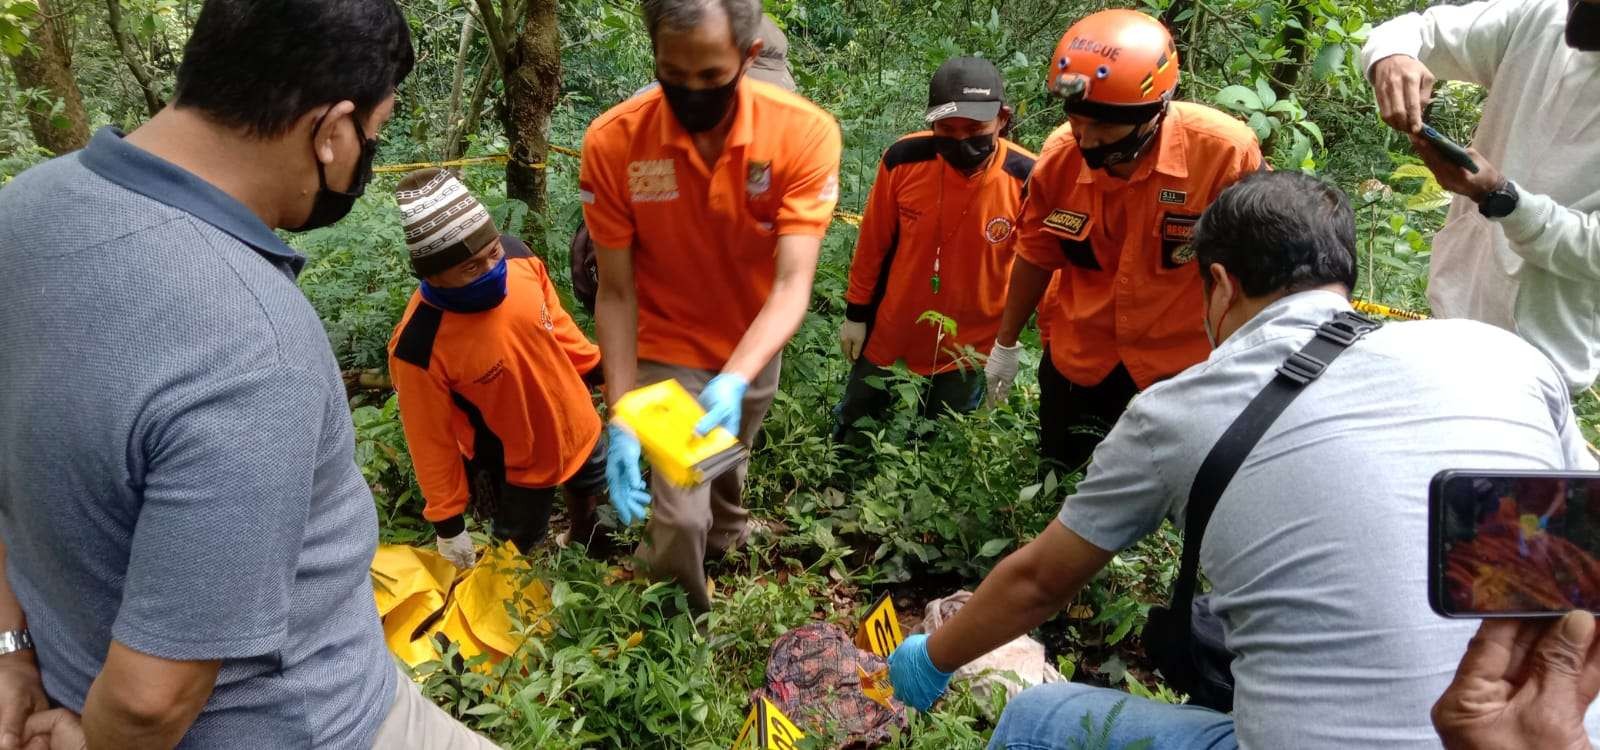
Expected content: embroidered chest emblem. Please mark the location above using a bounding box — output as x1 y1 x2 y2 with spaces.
747 160 773 197
628 159 678 203
985 216 1015 243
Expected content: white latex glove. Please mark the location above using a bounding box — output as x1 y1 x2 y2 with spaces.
839 320 867 361
984 340 1023 407
437 531 476 569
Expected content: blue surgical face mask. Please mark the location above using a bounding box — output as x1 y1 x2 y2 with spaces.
420 258 509 313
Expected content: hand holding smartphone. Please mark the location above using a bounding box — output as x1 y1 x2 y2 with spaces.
1429 470 1600 618
1417 125 1480 174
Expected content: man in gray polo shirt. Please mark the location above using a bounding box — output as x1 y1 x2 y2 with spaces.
0 2 493 748
886 171 1599 748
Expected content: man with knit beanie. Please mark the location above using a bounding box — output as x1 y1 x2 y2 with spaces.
388 168 610 568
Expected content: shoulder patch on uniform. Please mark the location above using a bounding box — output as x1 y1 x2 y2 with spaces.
1158 189 1187 206
1002 150 1036 182
393 303 445 370
500 234 534 259
1043 209 1089 237
883 136 939 171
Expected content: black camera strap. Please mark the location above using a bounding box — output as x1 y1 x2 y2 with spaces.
1170 310 1384 641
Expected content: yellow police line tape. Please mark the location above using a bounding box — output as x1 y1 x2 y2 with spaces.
370 153 1430 325
1352 300 1428 321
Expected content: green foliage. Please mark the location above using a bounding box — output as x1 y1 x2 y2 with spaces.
1212 77 1324 170
0 1 35 58
14 0 1600 747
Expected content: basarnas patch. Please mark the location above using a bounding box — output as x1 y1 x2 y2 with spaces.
1043 208 1089 237
1161 213 1199 268
747 160 773 197
984 216 1014 243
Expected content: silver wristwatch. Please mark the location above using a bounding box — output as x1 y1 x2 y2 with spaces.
0 629 33 656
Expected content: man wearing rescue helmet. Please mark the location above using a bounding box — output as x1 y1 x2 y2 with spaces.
984 9 1264 473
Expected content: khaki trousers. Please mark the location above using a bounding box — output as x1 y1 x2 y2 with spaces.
634 355 782 611
371 665 501 749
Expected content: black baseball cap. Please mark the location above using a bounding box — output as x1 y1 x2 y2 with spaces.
925 56 1005 123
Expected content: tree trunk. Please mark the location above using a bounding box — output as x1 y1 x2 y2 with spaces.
442 12 475 159
498 0 559 225
1269 1 1312 95
8 0 90 154
447 60 498 161
105 0 164 116
1160 0 1195 69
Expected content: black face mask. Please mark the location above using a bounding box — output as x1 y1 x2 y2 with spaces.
933 133 997 172
658 70 743 133
1568 0 1600 50
1077 106 1163 170
289 111 378 233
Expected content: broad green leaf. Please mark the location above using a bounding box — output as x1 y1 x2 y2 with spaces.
1390 164 1435 180
1214 84 1261 112
978 538 1009 557
1312 43 1348 79
1254 78 1277 110
1296 119 1325 147
1247 111 1272 142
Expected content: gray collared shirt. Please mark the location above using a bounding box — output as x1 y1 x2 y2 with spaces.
0 129 394 747
1061 290 1595 748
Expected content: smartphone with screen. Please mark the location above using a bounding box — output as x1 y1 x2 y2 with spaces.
1429 470 1600 618
1418 125 1480 174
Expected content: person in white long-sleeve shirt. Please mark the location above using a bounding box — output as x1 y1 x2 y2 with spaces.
1361 0 1600 394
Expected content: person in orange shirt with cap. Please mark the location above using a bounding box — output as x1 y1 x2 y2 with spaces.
833 56 1036 445
985 9 1264 473
579 0 841 612
387 168 609 569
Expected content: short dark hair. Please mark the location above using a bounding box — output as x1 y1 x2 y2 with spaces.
1192 171 1358 298
173 0 415 138
642 0 762 51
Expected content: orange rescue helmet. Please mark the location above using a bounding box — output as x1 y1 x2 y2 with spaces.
1047 9 1179 124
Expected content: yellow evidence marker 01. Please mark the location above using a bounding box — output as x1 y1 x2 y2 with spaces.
731 697 807 750
855 593 905 658
611 379 746 487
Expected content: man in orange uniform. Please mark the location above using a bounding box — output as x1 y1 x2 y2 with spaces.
834 57 1035 444
985 10 1263 473
580 0 841 612
388 169 608 569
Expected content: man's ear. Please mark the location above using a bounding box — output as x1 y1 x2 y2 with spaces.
997 105 1014 137
1206 262 1233 303
744 39 765 68
306 100 358 166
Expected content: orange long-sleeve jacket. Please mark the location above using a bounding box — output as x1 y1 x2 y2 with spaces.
844 133 1036 375
388 248 602 524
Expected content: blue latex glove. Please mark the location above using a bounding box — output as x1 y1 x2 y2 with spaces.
887 634 954 712
605 424 651 525
694 373 749 437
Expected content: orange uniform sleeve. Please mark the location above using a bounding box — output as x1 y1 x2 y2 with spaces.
1015 147 1073 272
579 125 635 250
388 353 470 523
532 257 601 375
775 115 843 237
844 159 898 308
1235 139 1266 178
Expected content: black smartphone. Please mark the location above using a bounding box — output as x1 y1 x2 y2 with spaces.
1429 470 1600 618
1418 125 1480 174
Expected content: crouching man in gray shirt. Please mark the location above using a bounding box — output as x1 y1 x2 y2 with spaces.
0 1 495 748
885 171 1599 749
